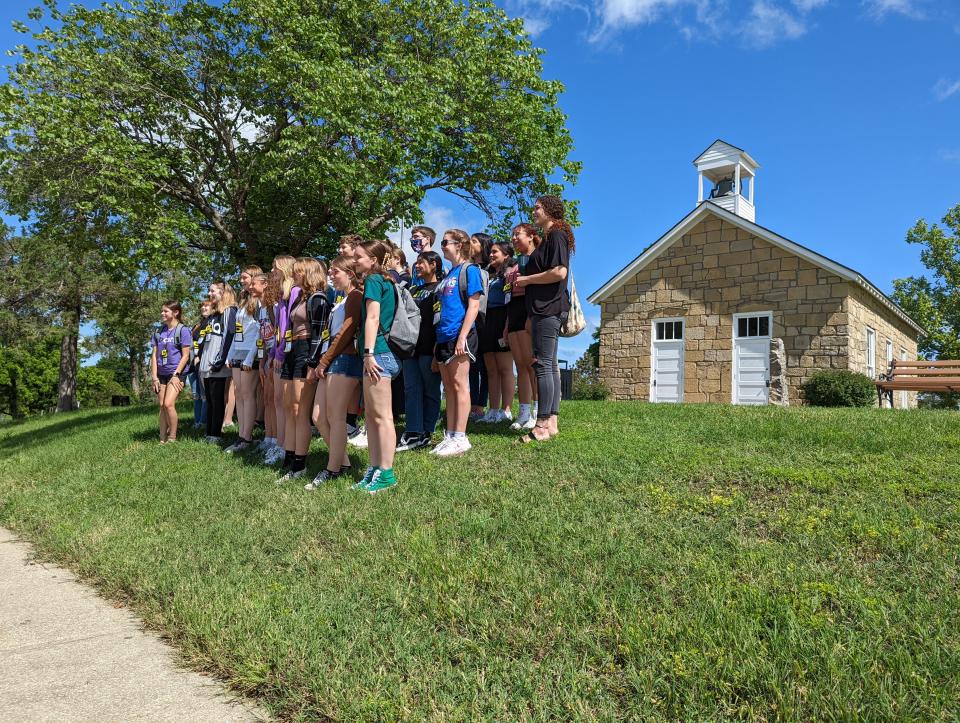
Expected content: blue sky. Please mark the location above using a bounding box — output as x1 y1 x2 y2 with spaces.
2 0 959 364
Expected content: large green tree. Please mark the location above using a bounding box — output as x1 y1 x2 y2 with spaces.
0 0 578 268
892 203 960 360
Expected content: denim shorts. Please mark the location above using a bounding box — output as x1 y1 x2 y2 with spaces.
372 351 401 379
328 353 362 379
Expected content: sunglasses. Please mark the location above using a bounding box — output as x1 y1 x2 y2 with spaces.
441 238 463 247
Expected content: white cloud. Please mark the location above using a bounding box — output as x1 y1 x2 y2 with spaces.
792 0 828 9
741 1 808 48
862 0 922 19
933 78 960 101
939 149 960 162
522 15 553 35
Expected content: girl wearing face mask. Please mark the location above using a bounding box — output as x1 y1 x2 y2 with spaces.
150 301 192 443
198 281 237 443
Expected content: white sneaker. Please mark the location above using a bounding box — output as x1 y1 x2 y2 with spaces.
435 436 472 457
276 469 306 485
498 409 513 423
511 410 530 430
475 410 497 424
348 425 368 448
429 438 453 455
523 416 536 430
264 446 285 464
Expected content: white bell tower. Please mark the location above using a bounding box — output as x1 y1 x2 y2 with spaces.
693 140 759 223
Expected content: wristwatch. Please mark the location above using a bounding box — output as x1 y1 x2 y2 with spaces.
363 348 374 356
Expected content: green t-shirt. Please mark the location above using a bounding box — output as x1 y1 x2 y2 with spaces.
359 274 397 355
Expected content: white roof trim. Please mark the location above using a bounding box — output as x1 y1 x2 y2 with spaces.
587 201 924 335
692 139 760 170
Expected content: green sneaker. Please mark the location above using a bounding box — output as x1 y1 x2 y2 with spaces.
365 468 397 495
352 466 376 491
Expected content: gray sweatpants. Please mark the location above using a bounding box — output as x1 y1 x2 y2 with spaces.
531 313 563 419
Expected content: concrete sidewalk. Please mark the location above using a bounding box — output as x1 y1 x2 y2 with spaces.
0 528 268 722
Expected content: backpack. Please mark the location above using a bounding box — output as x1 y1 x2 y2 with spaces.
380 280 421 360
458 263 489 327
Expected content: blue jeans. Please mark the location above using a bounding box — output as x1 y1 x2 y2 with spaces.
188 370 207 425
403 355 442 435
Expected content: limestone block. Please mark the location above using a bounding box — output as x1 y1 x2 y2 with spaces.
759 259 781 274
798 270 818 285
741 262 759 276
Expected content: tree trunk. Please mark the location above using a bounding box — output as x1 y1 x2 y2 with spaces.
56 313 79 412
129 347 142 399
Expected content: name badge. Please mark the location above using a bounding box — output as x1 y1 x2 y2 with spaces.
161 349 168 360
433 299 441 325
256 338 264 359
234 321 243 341
284 329 292 353
321 328 330 341
503 282 512 305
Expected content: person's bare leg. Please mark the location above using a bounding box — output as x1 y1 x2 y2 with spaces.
223 375 236 431
157 383 169 441
274 371 286 449
162 380 182 441
363 374 395 469
312 376 330 444
240 370 258 441
483 353 500 414
509 332 532 405
327 376 358 470
497 352 515 411
282 379 297 452
441 357 471 433
294 378 316 456
262 368 276 439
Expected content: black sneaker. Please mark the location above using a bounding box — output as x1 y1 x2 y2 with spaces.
396 432 419 452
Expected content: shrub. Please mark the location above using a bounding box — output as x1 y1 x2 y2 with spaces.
802 370 876 407
571 358 610 401
77 367 129 409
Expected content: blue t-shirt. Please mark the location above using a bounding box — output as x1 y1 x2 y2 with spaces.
435 264 484 342
153 324 192 376
487 275 508 308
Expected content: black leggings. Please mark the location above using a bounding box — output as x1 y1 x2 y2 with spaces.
203 376 227 437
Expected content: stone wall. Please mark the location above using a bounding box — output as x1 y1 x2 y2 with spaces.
599 215 851 404
846 284 919 408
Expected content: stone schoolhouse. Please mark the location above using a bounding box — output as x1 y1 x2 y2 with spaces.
588 140 923 407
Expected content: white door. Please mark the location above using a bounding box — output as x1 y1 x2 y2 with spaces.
733 312 772 405
651 319 684 403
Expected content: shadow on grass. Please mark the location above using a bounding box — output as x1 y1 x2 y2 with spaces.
0 405 155 453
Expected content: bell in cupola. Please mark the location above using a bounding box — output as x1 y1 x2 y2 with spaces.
694 140 759 223
710 177 735 199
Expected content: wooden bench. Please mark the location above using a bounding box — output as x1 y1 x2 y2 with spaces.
876 359 960 406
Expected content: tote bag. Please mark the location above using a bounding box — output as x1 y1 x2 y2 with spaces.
560 269 586 338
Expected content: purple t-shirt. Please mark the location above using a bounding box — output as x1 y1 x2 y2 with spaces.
153 325 192 376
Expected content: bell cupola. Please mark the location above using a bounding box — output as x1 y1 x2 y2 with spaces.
693 140 759 223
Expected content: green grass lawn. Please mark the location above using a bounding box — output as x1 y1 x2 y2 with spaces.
1 402 958 720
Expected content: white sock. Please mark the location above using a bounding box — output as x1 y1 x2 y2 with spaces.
519 404 530 415
453 431 466 439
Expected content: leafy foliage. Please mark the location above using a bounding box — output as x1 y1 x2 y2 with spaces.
0 0 579 267
892 203 960 360
802 370 876 407
571 329 609 400
0 332 61 417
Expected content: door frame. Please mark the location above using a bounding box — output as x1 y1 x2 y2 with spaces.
650 316 685 403
731 311 773 405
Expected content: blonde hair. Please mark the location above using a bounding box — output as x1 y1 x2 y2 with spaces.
293 257 327 297
443 228 471 264
211 281 237 314
273 255 296 300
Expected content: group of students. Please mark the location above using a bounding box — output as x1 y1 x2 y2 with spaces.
149 195 575 494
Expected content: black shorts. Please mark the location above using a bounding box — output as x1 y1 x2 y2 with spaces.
434 329 478 364
507 296 528 333
479 306 511 354
157 373 184 385
280 339 311 380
